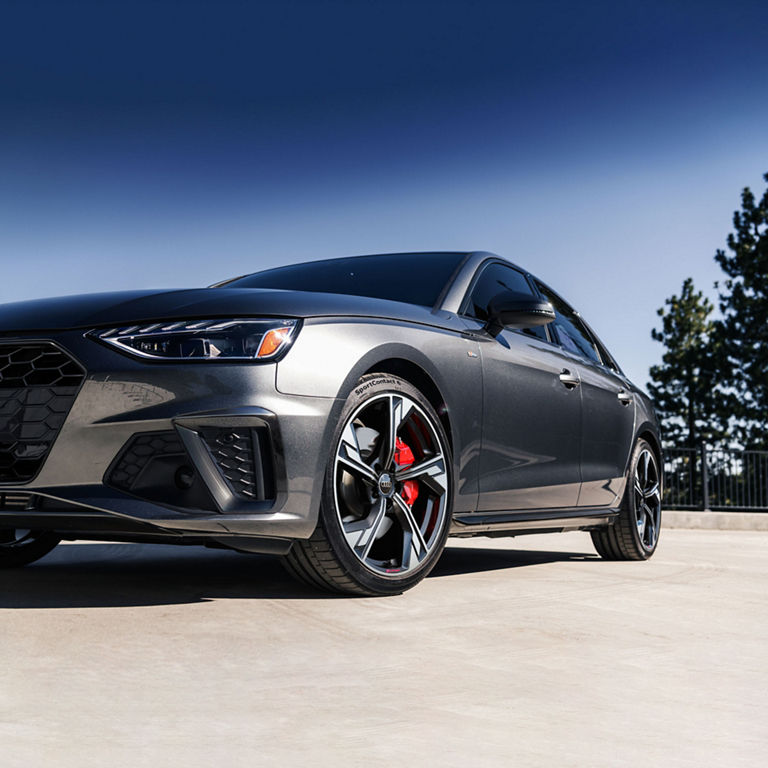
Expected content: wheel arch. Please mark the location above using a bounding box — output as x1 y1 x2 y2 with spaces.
361 357 454 455
276 324 480 518
635 423 663 490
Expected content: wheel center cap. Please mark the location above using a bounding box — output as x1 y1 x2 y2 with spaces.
378 473 394 497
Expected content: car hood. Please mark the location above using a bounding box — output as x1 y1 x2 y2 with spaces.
0 287 448 333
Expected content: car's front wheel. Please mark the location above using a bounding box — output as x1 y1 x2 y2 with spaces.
284 374 453 595
0 529 61 568
591 438 662 560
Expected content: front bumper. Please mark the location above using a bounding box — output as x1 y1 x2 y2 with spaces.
0 331 341 543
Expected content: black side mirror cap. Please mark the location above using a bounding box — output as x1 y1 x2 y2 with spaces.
485 291 556 337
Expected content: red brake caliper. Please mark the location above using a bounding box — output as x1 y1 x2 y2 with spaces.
394 437 419 506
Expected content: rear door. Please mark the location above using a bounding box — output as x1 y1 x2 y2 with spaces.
535 282 636 508
463 262 582 511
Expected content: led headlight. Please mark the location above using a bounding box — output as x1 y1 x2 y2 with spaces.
90 319 299 361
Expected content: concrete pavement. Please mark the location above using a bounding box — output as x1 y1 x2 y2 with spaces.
2 529 766 767
663 509 768 530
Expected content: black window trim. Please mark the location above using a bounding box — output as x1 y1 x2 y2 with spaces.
433 252 474 311
533 279 624 375
459 259 554 344
580 318 624 376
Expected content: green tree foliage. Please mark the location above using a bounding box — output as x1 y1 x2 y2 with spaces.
715 172 768 448
648 278 725 448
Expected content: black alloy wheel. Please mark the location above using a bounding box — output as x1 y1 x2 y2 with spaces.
284 374 453 595
591 439 662 561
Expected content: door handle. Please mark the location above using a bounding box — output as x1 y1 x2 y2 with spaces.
617 389 633 405
558 369 580 389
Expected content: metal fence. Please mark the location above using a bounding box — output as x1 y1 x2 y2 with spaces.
663 446 768 511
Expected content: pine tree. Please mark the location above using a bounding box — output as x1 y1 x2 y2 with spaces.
715 172 768 448
648 278 725 448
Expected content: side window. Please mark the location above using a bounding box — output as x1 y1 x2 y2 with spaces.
592 336 620 373
464 263 547 341
535 282 601 364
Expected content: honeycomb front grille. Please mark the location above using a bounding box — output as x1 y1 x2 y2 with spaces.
0 343 85 483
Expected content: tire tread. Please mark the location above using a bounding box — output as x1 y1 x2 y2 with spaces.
285 524 373 595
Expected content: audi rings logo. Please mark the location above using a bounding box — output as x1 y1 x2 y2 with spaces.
377 473 394 497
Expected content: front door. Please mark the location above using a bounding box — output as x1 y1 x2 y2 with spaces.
476 330 583 510
459 260 582 512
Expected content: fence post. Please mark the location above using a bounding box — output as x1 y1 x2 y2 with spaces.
700 443 710 511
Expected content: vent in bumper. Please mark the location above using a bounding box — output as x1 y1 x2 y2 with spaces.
0 343 84 483
108 431 186 492
0 492 35 511
106 430 217 512
107 425 277 513
200 427 275 502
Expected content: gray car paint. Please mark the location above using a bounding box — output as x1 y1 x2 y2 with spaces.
275 316 483 514
0 287 456 333
0 251 660 550
574 356 637 507
467 325 584 510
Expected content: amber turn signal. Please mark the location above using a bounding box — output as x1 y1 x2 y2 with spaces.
257 327 293 358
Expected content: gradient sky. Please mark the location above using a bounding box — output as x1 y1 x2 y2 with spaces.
1 0 767 386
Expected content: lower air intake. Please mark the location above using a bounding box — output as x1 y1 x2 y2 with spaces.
106 430 217 512
108 431 186 491
200 427 275 502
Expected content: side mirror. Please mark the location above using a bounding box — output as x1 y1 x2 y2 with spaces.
485 291 556 337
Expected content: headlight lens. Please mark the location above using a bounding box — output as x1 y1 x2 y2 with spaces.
90 318 299 361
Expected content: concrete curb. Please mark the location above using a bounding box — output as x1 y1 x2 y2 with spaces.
663 509 768 531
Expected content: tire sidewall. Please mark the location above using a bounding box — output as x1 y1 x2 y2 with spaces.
318 374 453 595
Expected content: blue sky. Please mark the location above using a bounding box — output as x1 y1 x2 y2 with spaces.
1 0 767 386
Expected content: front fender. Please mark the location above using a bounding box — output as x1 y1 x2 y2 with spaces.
276 317 483 513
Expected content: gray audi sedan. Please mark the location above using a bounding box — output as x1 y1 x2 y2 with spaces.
0 251 661 594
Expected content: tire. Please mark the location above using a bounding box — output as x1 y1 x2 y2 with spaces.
0 529 61 569
591 438 662 561
284 374 453 595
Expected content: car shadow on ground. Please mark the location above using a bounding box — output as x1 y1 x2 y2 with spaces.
0 542 598 609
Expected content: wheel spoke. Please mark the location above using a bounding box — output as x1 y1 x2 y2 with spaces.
337 421 378 484
651 502 661 538
342 497 389 559
382 395 413 470
642 503 656 546
644 481 660 499
393 494 429 571
382 395 402 469
395 455 448 493
636 510 646 539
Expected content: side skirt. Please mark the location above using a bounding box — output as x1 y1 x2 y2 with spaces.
450 507 618 537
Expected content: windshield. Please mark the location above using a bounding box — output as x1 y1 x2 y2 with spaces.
223 252 467 308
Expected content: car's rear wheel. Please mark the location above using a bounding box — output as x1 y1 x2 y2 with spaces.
0 529 61 568
284 374 453 595
591 438 661 560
